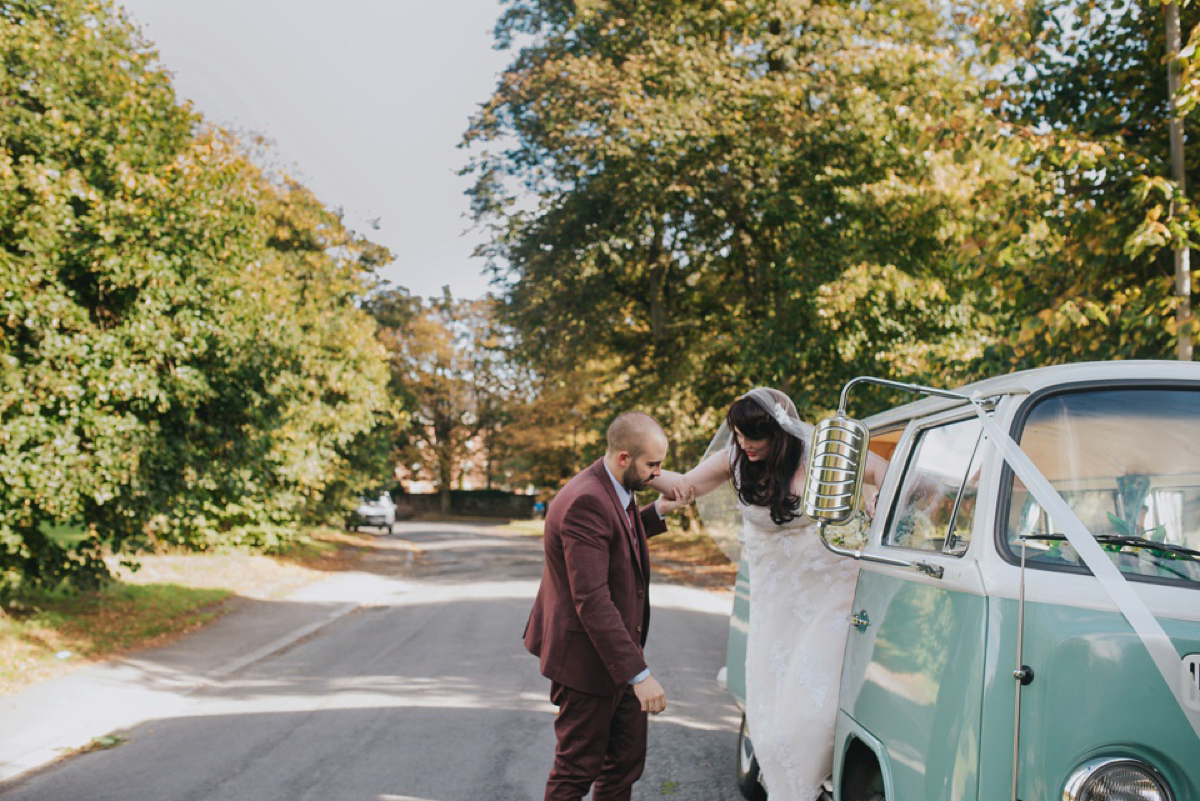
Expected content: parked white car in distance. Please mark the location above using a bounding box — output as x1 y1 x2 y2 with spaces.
349 491 396 532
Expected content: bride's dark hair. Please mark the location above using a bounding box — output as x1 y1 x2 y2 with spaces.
727 396 804 525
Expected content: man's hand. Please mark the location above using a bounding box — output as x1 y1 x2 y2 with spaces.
633 675 667 715
654 484 695 516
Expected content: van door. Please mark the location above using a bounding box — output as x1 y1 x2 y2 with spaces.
992 385 1200 801
837 413 989 801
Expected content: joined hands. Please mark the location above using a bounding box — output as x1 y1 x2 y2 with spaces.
653 482 696 516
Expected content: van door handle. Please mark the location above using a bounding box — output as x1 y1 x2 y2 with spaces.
850 610 871 631
913 561 945 579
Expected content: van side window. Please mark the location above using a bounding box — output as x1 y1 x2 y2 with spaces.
884 417 984 554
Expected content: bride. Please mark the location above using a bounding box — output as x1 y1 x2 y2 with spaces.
654 387 887 801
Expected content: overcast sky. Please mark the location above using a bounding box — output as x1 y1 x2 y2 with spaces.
117 0 513 301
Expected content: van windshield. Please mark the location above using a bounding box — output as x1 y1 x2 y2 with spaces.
1005 387 1200 586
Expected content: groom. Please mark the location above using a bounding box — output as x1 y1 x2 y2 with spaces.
524 411 692 801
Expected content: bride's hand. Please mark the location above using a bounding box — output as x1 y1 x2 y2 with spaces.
864 485 880 517
654 483 696 516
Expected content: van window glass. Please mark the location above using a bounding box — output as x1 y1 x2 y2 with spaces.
1005 388 1200 585
944 435 984 556
884 417 983 553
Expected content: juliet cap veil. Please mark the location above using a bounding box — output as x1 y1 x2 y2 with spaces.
737 387 814 446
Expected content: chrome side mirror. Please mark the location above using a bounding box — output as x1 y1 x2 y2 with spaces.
803 374 966 580
802 413 870 524
803 374 971 523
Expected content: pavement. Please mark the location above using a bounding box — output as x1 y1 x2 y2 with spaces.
0 567 414 784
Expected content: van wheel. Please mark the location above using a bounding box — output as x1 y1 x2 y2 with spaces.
736 713 767 801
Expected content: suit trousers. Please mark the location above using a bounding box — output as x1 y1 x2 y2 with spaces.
545 681 647 801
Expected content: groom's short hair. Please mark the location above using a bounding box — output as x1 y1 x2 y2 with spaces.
606 411 665 458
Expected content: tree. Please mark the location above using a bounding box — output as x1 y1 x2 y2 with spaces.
980 0 1200 368
126 167 395 551
370 288 520 512
491 359 618 488
464 0 1025 445
2 0 209 592
0 0 394 595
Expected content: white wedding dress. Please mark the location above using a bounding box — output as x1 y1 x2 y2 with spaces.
739 500 861 801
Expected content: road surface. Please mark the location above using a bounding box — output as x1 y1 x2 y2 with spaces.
0 522 744 801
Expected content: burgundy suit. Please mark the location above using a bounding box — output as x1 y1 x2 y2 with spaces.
524 459 668 801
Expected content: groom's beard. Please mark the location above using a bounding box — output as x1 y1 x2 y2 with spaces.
622 465 650 492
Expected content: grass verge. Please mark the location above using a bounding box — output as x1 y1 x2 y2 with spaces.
0 583 230 695
0 527 370 696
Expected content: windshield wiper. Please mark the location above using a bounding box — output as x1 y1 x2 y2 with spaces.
1094 535 1200 560
1020 533 1200 561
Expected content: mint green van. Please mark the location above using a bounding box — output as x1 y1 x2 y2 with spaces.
723 361 1200 801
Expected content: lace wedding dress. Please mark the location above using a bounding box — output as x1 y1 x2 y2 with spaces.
740 500 861 801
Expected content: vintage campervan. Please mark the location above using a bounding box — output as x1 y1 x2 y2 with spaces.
723 360 1200 801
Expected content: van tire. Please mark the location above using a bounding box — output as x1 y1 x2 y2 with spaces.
736 713 767 801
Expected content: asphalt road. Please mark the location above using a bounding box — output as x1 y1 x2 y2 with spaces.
1 522 745 801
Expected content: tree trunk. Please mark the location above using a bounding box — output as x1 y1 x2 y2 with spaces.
1166 1 1193 360
647 219 668 344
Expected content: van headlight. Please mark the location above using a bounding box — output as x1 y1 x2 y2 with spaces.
1063 757 1173 801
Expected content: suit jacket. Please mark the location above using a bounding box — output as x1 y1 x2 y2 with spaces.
524 459 668 695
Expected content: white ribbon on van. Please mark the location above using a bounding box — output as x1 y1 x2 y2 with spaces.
970 397 1200 742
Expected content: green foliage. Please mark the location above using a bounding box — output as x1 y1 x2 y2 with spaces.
466 0 1023 458
0 0 393 597
982 0 1200 367
466 0 1200 471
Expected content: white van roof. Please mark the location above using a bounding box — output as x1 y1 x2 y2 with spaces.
860 359 1200 429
